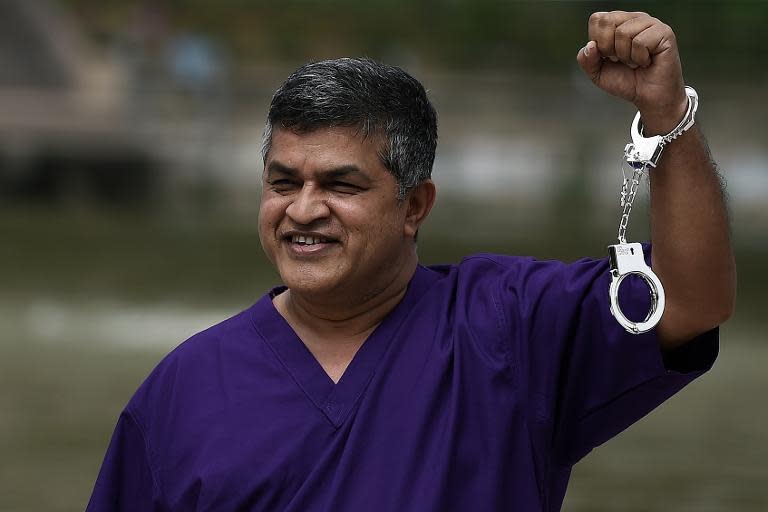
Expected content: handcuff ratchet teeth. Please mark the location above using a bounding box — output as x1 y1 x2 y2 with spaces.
624 116 665 169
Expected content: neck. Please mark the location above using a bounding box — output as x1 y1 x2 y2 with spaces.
275 253 418 339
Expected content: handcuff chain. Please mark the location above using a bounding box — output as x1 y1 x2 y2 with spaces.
617 166 645 244
609 86 698 334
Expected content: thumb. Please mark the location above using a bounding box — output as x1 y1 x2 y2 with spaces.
577 40 602 83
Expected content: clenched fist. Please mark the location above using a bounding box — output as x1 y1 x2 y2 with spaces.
577 11 688 135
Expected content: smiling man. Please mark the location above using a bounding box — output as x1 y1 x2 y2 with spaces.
259 123 435 383
88 11 735 512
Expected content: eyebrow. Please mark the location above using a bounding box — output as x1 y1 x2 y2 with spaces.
266 161 373 184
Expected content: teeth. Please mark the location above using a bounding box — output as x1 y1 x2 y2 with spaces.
290 235 330 245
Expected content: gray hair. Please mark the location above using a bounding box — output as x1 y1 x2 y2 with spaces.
261 58 438 199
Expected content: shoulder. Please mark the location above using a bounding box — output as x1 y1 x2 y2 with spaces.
425 253 538 283
124 303 262 424
160 305 256 368
430 252 607 291
432 251 620 336
418 252 573 332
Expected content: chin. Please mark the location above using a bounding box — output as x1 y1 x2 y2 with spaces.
279 263 344 296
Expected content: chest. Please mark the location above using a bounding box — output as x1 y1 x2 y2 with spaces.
155 326 537 511
291 327 372 385
302 339 364 384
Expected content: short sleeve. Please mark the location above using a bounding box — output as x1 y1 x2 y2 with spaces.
491 245 718 467
86 409 165 511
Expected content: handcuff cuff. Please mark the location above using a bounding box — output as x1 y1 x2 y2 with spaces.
608 86 699 334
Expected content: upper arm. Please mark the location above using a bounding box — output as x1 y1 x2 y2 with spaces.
86 410 165 511
489 251 718 465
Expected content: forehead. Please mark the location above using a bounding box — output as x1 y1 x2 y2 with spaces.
266 126 387 176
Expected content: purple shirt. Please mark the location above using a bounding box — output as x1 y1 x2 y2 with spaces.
87 249 718 511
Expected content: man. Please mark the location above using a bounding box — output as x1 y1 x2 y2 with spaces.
88 11 735 511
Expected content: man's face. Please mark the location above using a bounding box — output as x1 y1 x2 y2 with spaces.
259 126 412 298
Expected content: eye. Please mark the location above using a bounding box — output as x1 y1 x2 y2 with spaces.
329 181 362 193
268 179 299 192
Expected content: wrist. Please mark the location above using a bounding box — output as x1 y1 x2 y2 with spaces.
624 86 699 169
638 93 689 136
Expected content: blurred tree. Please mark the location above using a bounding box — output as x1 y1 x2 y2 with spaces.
59 0 768 79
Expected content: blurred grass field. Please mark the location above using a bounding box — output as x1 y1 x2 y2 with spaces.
1 205 766 511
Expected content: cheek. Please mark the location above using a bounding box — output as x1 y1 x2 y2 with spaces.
258 198 285 243
328 196 404 244
325 199 359 222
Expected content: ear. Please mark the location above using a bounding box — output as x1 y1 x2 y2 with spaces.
403 180 437 239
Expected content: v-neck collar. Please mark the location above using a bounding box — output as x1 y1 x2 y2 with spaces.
250 265 439 428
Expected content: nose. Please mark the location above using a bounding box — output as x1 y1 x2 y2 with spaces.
285 184 331 225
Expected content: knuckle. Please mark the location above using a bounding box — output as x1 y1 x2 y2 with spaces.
663 23 676 37
589 11 611 27
615 26 630 40
597 15 613 28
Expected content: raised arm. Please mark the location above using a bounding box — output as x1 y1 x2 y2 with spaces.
576 11 736 349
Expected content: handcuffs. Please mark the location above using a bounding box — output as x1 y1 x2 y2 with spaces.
608 86 699 334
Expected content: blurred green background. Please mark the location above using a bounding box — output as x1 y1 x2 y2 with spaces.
1 1 766 511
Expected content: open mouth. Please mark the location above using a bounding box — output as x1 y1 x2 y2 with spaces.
287 234 334 246
282 233 340 255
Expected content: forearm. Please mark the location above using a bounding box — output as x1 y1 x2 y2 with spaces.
577 11 737 347
648 123 736 349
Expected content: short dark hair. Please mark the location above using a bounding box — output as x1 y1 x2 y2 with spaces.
262 57 438 199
